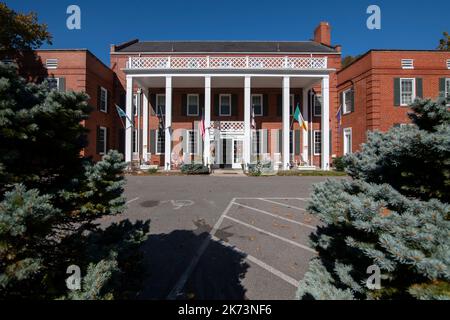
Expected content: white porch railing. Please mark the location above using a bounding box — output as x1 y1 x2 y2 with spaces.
126 56 328 70
210 121 244 135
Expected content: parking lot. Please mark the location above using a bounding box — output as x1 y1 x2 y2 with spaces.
105 175 334 300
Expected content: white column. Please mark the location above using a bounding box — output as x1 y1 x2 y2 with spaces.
321 76 330 170
125 76 133 164
204 76 211 165
164 76 172 170
142 88 149 163
243 76 251 167
282 77 290 170
302 87 310 165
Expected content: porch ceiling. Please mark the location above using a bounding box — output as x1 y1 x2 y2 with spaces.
134 76 321 89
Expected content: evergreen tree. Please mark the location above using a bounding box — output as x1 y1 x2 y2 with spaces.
0 63 148 299
297 98 450 300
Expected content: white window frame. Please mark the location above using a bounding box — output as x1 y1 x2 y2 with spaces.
343 128 352 155
187 94 199 116
99 126 107 155
313 94 322 117
251 94 263 116
156 94 166 116
219 94 232 116
313 130 321 155
155 129 165 155
445 78 450 106
400 78 416 107
186 130 197 155
342 89 352 114
100 87 108 113
401 59 414 70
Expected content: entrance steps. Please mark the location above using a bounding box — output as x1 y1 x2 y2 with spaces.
210 169 246 177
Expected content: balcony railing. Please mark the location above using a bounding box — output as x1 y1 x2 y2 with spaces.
126 56 327 70
210 121 244 134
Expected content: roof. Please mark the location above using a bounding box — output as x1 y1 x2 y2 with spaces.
338 49 449 73
114 40 339 54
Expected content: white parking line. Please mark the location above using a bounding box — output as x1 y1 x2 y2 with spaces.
233 202 316 230
126 197 139 205
258 198 307 212
212 236 299 287
235 197 311 200
167 198 236 300
224 215 317 254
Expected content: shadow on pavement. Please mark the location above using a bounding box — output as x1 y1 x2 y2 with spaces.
138 222 249 300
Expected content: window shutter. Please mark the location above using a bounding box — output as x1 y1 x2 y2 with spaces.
106 128 109 152
97 86 101 110
149 94 156 116
200 94 205 115
96 126 101 154
276 94 282 116
214 94 220 116
149 129 156 154
232 94 238 116
394 78 401 106
263 94 269 116
295 130 301 155
416 78 423 99
58 77 66 92
350 89 355 112
278 129 282 153
106 90 110 113
181 94 187 116
439 78 446 97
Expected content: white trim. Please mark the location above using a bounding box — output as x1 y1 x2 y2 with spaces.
313 130 321 156
100 87 108 113
219 94 232 116
99 126 107 155
156 93 166 116
45 58 58 69
400 78 416 106
46 77 60 90
155 129 165 155
342 89 352 114
186 129 198 155
343 127 352 155
251 94 263 116
186 93 200 116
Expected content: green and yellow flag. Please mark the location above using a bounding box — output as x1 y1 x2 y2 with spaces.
294 103 308 131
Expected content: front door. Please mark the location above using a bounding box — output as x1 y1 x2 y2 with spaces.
232 139 243 169
221 138 233 169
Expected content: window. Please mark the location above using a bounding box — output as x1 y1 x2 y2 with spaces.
219 94 231 116
313 95 322 117
187 94 199 116
343 89 353 114
401 59 414 69
47 78 59 91
252 94 263 116
156 130 165 154
314 131 321 155
46 59 58 69
400 78 415 106
187 130 197 155
132 129 137 153
100 87 108 112
289 130 294 156
343 128 352 155
252 131 260 155
156 94 166 116
98 127 107 155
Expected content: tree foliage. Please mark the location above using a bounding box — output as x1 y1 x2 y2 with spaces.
0 63 148 299
438 31 450 51
297 97 450 300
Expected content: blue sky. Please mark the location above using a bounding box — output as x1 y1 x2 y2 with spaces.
7 0 450 64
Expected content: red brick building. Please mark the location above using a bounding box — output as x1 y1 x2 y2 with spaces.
33 49 122 162
111 22 341 170
336 50 450 157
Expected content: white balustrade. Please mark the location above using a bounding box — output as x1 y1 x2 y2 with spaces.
127 56 327 70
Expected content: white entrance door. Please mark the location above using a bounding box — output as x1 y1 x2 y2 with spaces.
232 139 244 169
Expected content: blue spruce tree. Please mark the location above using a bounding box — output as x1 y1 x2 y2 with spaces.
297 97 450 300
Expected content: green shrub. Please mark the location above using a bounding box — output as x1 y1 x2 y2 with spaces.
332 156 346 172
147 168 158 174
277 170 347 177
180 164 210 175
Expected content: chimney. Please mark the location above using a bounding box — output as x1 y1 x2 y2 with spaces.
314 22 331 46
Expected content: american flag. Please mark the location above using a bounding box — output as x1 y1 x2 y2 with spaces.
251 107 256 129
199 109 206 140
